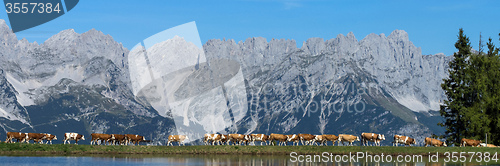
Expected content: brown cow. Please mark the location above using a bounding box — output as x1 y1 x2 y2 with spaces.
361 133 385 146
205 134 225 145
287 134 300 146
125 134 145 145
393 135 416 146
110 134 126 145
461 138 482 147
242 135 252 145
269 133 288 146
220 134 229 145
91 133 112 145
228 134 246 145
298 134 315 145
26 133 46 144
313 135 327 146
204 134 218 145
250 134 268 145
5 132 27 143
167 135 188 146
64 132 85 144
424 137 447 147
338 134 360 146
323 135 339 146
42 133 57 144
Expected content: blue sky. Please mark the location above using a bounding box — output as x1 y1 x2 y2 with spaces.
1 0 499 56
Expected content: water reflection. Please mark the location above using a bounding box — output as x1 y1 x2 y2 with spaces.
0 154 496 166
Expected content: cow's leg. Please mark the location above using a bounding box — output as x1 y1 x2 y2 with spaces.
75 140 78 145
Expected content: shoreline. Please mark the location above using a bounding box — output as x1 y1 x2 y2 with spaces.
0 143 497 156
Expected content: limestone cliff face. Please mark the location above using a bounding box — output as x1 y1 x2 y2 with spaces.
203 30 451 144
0 18 450 145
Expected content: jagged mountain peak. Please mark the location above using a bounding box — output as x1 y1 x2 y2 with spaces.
361 33 387 43
388 29 409 41
43 29 80 46
0 19 10 32
334 32 358 43
346 31 356 40
302 37 326 55
0 20 18 49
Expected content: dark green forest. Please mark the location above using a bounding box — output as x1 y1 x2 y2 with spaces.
440 29 500 146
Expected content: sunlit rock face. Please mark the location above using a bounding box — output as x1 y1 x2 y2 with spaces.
129 32 247 143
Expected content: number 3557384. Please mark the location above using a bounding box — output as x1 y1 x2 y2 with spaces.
5 3 61 14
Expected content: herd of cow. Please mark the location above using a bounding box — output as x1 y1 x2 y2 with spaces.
201 133 497 147
4 131 498 147
202 133 418 147
4 132 147 145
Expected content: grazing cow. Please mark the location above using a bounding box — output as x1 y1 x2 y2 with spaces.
361 133 385 146
424 137 447 147
287 134 300 146
204 134 215 145
323 135 339 146
110 134 126 145
461 138 482 147
298 134 315 145
125 134 145 145
5 132 28 143
64 132 85 144
228 134 247 145
313 135 327 146
393 135 416 146
204 134 221 145
250 134 268 146
479 143 497 147
338 134 360 146
26 133 47 144
269 133 288 146
91 133 112 145
42 133 57 144
167 135 188 146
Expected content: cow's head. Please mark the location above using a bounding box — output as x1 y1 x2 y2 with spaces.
378 134 385 140
442 141 447 147
356 136 360 141
81 135 85 140
411 139 416 144
53 135 57 140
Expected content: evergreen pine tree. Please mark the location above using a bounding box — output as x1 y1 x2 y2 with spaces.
439 28 472 146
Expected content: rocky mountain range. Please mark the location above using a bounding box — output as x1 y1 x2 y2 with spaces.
0 19 451 145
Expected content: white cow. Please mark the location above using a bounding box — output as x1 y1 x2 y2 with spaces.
63 132 85 144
